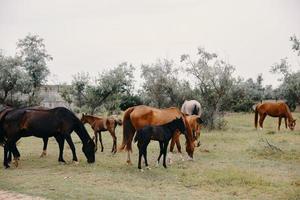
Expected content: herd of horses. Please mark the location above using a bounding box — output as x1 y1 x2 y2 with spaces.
0 100 296 170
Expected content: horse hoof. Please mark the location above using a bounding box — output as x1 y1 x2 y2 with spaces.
126 160 132 165
5 165 10 169
13 160 18 168
140 169 144 172
155 161 159 167
187 156 194 161
40 151 47 158
146 166 151 170
73 161 79 165
59 161 66 165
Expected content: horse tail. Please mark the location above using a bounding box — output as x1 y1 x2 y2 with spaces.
119 107 136 152
0 108 13 145
254 105 259 129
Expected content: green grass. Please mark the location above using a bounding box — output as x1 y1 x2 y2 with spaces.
0 112 300 199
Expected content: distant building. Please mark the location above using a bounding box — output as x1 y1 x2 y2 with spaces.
39 85 69 108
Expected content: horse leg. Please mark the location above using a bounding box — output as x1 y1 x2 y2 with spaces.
278 117 282 131
109 129 117 154
143 141 150 170
99 131 104 152
157 141 164 166
7 150 12 163
170 138 175 153
3 145 10 168
65 135 78 162
94 131 98 152
40 137 48 157
55 135 66 163
259 113 267 129
284 118 288 129
137 142 143 170
175 138 182 154
163 141 170 168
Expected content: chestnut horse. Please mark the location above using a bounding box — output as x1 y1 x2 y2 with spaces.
170 115 203 153
119 105 195 164
81 113 122 154
254 102 296 131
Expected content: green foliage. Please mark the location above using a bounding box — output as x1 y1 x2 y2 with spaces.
290 35 300 56
119 94 143 111
62 63 135 114
70 72 90 108
59 84 73 107
17 34 52 89
140 59 195 108
270 58 300 111
0 52 32 105
221 75 275 112
181 47 235 129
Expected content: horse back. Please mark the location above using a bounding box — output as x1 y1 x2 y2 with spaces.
258 102 290 117
130 105 182 129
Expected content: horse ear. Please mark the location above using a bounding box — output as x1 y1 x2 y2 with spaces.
197 117 204 124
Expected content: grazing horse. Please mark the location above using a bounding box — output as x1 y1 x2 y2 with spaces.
119 105 195 164
181 100 202 116
1 106 78 161
170 115 203 153
0 107 95 168
254 102 296 131
134 117 186 170
80 113 122 154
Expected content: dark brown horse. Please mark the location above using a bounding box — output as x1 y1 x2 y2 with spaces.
81 113 122 154
170 115 203 153
0 107 95 168
119 105 195 164
254 102 296 131
0 106 78 161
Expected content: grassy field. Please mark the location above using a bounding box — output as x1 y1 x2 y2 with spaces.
0 112 299 200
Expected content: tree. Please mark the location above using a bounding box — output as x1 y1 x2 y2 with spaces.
71 72 90 108
270 58 300 110
290 35 300 56
0 52 32 105
59 84 73 108
87 62 135 114
140 59 192 108
0 53 21 102
119 94 143 111
17 34 52 103
181 47 235 129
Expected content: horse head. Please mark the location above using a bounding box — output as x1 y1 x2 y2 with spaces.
288 119 296 131
82 138 96 163
80 113 88 124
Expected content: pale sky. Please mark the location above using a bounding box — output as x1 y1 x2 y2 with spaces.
0 0 300 87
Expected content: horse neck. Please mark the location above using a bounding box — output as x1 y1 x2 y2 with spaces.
165 120 179 133
75 121 91 145
285 105 294 122
84 115 98 126
183 118 194 143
